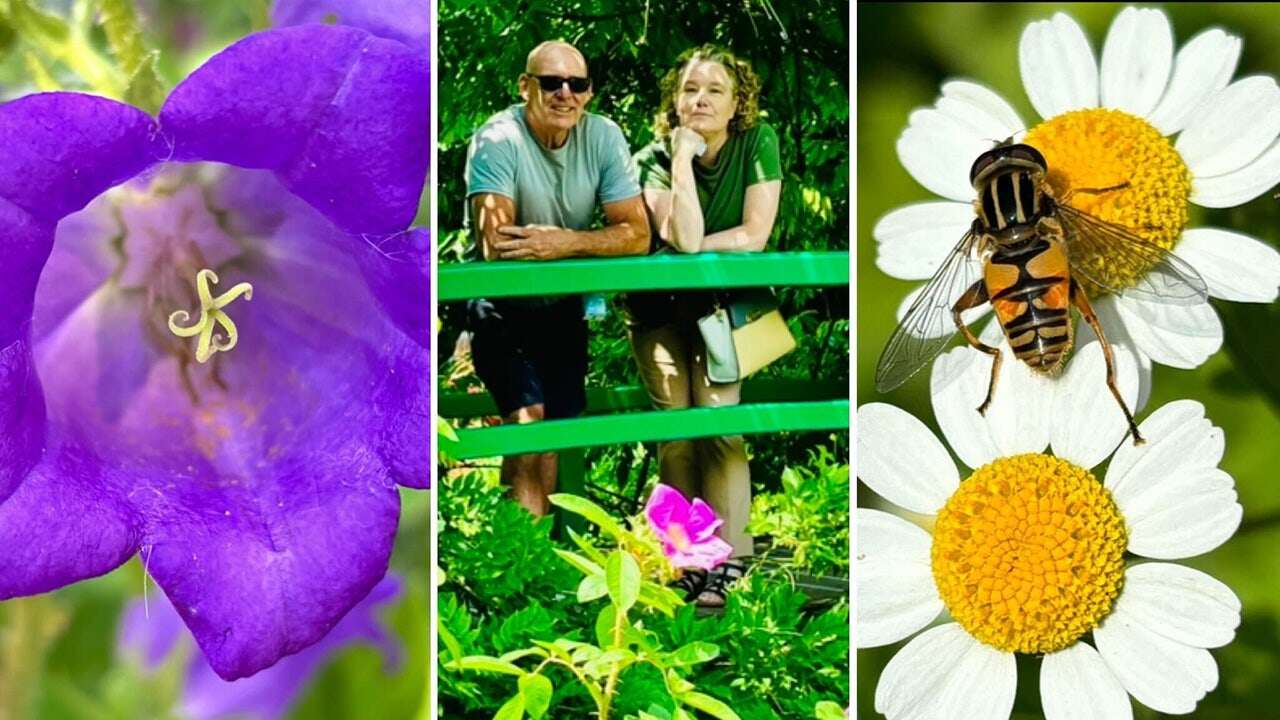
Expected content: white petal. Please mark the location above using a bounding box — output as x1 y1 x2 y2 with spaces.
1121 465 1241 558
1106 401 1240 558
1095 598 1220 715
931 340 1052 471
1118 563 1241 649
1081 296 1153 411
1041 643 1132 720
1148 28 1241 134
898 107 993 202
1020 12 1098 119
875 624 1016 720
1049 341 1139 469
1100 7 1172 118
874 202 977 281
1177 227 1280 303
857 403 958 515
1107 399 1223 496
856 509 943 648
1112 295 1222 369
1192 134 1280 208
937 81 1025 141
1177 76 1280 178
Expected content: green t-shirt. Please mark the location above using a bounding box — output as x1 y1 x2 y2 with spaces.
632 123 783 236
625 124 784 326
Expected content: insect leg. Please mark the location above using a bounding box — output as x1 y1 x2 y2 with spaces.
1061 182 1130 204
951 281 1002 415
1071 281 1145 445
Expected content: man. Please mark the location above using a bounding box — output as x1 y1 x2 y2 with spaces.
465 41 649 516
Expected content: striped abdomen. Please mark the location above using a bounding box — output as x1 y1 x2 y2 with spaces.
976 168 1042 232
984 236 1073 373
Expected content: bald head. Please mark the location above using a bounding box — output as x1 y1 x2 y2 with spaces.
525 41 588 76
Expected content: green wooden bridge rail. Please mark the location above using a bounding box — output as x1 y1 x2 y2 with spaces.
438 251 851 519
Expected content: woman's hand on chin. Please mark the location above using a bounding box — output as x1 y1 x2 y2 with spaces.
671 126 706 160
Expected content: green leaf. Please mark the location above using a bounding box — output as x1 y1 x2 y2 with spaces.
94 0 165 110
581 648 636 677
498 648 547 663
668 641 720 667
605 550 641 612
595 605 617 648
493 692 525 720
814 701 845 720
437 620 464 665
455 655 525 676
548 493 626 538
677 691 741 720
576 573 608 603
518 674 553 719
567 526 608 565
553 548 604 578
437 416 459 441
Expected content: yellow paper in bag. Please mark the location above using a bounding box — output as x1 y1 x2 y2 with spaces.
731 310 796 378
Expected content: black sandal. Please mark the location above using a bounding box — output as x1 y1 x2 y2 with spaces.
671 568 708 602
696 561 746 608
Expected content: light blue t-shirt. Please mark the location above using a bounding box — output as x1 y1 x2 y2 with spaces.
465 105 641 230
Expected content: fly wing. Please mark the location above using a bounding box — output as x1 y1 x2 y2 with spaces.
1056 204 1208 305
875 229 985 393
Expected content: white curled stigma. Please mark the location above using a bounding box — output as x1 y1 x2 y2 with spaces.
167 269 253 363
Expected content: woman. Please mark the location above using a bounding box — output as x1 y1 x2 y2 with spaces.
627 45 783 606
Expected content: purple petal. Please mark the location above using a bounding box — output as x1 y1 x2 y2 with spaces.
666 536 734 571
0 92 161 344
0 442 139 598
273 0 430 55
356 227 432 350
159 25 429 235
646 483 691 535
120 574 403 719
0 334 45 504
686 498 724 541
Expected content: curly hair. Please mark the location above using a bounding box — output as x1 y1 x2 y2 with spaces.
654 44 761 139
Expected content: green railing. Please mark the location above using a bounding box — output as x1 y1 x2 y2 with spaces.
437 251 851 519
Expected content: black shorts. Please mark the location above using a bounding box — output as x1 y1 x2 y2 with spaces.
468 297 588 420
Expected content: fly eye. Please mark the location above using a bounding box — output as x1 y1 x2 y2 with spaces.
970 152 998 184
1013 144 1047 171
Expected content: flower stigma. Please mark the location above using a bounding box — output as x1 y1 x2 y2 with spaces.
1024 108 1190 295
930 453 1127 654
167 268 254 364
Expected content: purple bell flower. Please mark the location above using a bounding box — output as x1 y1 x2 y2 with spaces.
0 21 428 680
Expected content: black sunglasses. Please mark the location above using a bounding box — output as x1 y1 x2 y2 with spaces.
530 75 592 94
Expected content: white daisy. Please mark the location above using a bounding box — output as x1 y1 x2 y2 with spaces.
874 6 1280 404
857 342 1243 719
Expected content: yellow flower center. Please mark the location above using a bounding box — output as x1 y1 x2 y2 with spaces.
668 523 693 553
931 453 1127 654
1024 108 1190 294
167 268 254 363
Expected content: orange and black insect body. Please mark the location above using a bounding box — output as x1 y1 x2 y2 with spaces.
877 140 1209 446
953 143 1142 440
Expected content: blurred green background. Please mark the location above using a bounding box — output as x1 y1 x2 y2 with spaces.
0 2 428 719
857 4 1280 719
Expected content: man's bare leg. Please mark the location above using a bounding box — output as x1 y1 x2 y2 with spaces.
502 404 552 515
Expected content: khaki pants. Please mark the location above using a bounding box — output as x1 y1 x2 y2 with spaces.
630 322 752 557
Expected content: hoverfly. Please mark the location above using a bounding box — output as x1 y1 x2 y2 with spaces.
875 141 1208 444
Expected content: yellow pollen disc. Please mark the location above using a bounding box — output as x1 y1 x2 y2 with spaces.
1024 108 1190 293
668 523 693 553
167 268 254 364
931 453 1127 654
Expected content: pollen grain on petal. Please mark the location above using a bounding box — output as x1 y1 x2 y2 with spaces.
931 453 1127 654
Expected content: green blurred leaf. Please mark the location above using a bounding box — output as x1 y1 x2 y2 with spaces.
677 691 741 720
518 673 553 719
606 550 641 613
493 692 525 720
